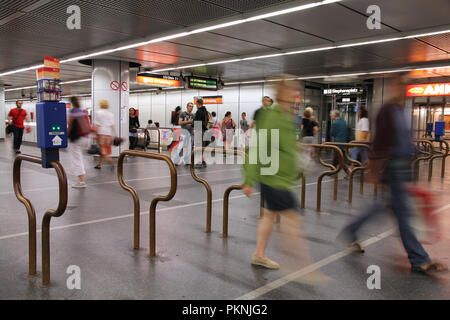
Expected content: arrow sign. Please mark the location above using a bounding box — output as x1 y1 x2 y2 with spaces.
52 135 62 146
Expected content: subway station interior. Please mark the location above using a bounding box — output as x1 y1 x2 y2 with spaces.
0 0 450 301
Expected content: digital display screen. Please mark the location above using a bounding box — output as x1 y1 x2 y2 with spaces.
187 77 218 91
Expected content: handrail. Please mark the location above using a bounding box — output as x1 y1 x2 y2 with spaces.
190 147 247 233
426 139 449 179
117 150 177 256
324 142 371 203
146 128 161 153
412 139 434 182
13 154 68 286
309 144 343 212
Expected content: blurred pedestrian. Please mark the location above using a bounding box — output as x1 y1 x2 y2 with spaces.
7 100 30 154
338 75 448 275
221 111 236 151
349 106 369 171
330 110 350 176
94 99 116 170
172 102 194 166
243 78 325 283
67 96 91 188
250 96 273 130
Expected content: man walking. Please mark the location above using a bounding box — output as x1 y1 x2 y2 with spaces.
194 99 209 169
330 110 350 176
7 100 30 154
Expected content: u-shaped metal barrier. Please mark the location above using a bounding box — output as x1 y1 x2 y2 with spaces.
309 144 343 212
190 147 265 235
13 154 68 286
117 150 177 256
427 139 449 179
413 139 434 182
324 142 372 203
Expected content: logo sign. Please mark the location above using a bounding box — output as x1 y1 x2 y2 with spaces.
187 76 218 91
406 83 450 97
323 88 363 95
194 96 223 104
137 73 180 87
110 81 120 91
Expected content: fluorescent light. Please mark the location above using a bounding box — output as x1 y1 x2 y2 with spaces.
0 64 44 77
403 29 450 39
246 0 342 21
5 85 37 92
286 46 335 55
175 64 206 69
241 53 284 61
336 37 402 48
207 59 242 65
190 21 246 34
61 78 91 84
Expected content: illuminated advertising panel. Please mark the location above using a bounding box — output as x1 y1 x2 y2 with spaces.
406 83 450 97
137 73 180 87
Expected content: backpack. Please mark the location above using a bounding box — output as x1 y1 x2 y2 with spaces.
205 111 213 130
68 113 91 142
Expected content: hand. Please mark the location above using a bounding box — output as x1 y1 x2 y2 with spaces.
242 185 253 197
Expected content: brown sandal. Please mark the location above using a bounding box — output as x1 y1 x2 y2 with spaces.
412 261 449 274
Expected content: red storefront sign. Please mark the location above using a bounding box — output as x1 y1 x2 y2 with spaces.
406 82 450 97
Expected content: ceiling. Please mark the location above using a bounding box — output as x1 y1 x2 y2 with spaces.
1 0 449 98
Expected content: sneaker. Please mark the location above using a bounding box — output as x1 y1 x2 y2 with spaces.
94 165 101 169
194 163 203 169
202 161 207 168
72 182 87 189
251 255 280 269
15 150 21 154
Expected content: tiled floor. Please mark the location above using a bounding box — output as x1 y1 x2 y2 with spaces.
0 139 449 299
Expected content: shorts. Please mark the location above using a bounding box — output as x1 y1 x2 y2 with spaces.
260 183 302 214
302 136 314 144
98 134 112 156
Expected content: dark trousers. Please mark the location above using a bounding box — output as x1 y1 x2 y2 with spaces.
129 136 138 150
12 126 24 151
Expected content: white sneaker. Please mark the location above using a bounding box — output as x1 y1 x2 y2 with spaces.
72 182 87 189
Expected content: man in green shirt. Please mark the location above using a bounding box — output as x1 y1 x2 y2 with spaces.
242 80 319 275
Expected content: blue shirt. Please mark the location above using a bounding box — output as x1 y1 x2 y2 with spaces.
330 118 348 143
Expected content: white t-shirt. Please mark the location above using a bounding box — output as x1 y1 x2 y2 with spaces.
94 109 115 136
356 117 369 132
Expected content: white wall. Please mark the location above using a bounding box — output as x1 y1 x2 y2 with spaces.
4 83 280 133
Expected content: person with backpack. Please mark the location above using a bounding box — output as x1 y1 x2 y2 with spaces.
221 111 236 151
67 96 92 188
330 110 350 177
7 100 30 154
193 99 210 168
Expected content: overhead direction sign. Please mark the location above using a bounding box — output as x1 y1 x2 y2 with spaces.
187 76 218 91
406 82 450 97
137 73 180 87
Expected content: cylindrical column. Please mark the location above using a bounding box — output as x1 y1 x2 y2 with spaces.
91 60 130 156
0 86 5 140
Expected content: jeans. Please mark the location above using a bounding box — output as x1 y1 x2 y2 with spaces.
332 147 350 174
12 126 24 151
172 131 193 164
343 159 430 267
350 146 368 164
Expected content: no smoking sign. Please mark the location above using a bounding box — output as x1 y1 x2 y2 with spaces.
110 81 128 92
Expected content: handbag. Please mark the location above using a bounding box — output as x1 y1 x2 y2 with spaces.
6 109 24 135
87 143 101 155
113 137 124 146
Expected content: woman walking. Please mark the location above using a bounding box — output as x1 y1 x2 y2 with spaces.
94 99 116 170
67 96 91 188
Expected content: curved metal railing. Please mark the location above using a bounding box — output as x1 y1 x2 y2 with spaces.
309 144 343 212
117 150 177 256
324 142 372 203
13 154 68 286
413 139 434 182
426 139 449 180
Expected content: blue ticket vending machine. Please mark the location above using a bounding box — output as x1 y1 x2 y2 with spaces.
435 121 445 141
36 101 67 168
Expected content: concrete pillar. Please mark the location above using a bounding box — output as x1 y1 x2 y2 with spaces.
0 86 5 140
91 60 129 156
